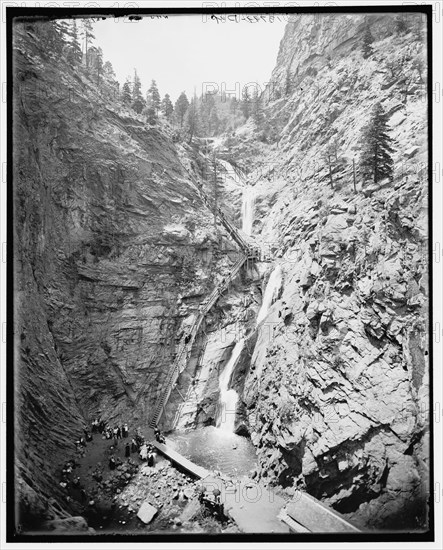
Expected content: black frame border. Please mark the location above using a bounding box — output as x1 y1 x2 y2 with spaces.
5 3 434 544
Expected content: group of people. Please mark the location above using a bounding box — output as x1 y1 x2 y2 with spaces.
120 426 165 466
88 418 130 441
74 418 165 473
154 425 166 444
102 423 130 441
196 484 223 517
137 442 156 466
108 428 157 467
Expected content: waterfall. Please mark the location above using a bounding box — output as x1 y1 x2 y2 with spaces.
242 185 256 236
217 159 255 236
256 265 283 325
216 339 245 432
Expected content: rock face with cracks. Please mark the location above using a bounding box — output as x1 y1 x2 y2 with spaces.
13 23 231 524
12 13 430 534
231 13 429 531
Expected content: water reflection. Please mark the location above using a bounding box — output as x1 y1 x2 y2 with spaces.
167 426 257 477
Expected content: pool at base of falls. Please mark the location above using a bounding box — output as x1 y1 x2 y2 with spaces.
167 426 257 477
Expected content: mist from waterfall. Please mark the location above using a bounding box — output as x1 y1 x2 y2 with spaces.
216 339 245 432
256 265 283 325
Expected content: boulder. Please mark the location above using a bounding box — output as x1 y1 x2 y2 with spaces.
179 498 202 523
183 486 195 500
136 501 158 524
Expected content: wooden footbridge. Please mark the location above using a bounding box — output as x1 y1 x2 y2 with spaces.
151 439 360 534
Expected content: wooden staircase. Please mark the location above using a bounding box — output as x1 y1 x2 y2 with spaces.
149 158 261 429
149 253 251 428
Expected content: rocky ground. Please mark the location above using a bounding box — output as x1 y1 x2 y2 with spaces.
40 431 240 535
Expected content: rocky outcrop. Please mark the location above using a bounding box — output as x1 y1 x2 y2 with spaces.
13 23 229 522
230 13 429 530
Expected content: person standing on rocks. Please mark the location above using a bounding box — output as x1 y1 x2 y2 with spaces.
154 426 165 444
196 484 206 503
131 438 137 453
139 444 148 461
109 457 116 470
125 442 131 458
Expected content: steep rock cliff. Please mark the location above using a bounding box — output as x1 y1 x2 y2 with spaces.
13 22 232 521
230 13 429 530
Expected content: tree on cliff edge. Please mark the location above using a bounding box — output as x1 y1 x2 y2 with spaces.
81 19 95 69
121 79 132 106
361 25 374 59
67 20 82 65
147 80 161 116
360 102 395 185
174 92 190 128
161 93 174 120
132 70 146 113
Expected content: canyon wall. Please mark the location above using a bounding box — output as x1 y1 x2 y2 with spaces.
12 13 430 533
13 22 231 521
230 13 429 530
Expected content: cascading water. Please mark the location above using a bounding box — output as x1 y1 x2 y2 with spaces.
256 265 283 325
216 339 245 432
242 186 256 236
218 159 255 237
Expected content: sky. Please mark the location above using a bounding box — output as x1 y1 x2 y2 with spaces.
93 14 287 103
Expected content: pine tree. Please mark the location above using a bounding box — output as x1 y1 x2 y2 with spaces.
208 108 220 136
184 97 200 143
67 19 82 65
240 87 251 119
131 70 146 114
361 25 374 59
174 92 190 128
251 88 264 127
412 15 424 42
55 20 70 54
230 97 238 115
103 61 116 79
121 79 132 106
200 92 216 135
161 93 174 119
360 102 395 185
395 14 409 35
144 101 157 125
81 19 95 69
229 97 239 130
88 46 103 85
147 80 161 115
103 61 119 100
40 20 66 55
